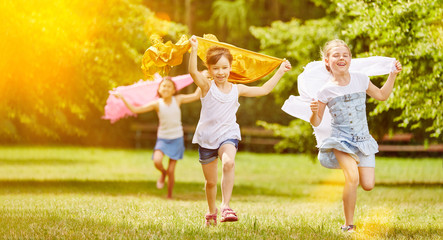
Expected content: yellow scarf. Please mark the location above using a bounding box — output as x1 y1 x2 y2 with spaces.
142 34 284 84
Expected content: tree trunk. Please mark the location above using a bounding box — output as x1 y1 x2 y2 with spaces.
174 0 181 22
185 0 193 33
270 0 280 20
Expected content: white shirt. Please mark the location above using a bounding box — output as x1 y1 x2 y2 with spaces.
317 72 370 104
192 81 241 149
157 97 183 139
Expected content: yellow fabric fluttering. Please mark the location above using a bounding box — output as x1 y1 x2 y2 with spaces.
142 34 190 80
196 34 284 83
142 34 284 83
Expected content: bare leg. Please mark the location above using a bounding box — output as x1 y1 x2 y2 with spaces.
152 150 167 189
201 159 218 214
218 144 237 210
166 159 177 199
334 149 359 226
359 167 375 191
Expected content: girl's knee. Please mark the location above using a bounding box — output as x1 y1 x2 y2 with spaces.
346 174 359 186
153 158 163 166
222 160 235 171
167 167 175 175
205 179 217 188
361 182 375 191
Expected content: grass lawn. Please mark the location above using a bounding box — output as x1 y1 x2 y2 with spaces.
0 146 441 239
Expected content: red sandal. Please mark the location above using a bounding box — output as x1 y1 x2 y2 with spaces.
204 209 217 226
220 208 238 222
341 224 356 233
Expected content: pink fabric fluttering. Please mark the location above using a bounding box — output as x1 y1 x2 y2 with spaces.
103 74 194 123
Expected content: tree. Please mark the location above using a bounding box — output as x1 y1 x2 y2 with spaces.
251 0 443 153
0 0 187 144
208 0 325 49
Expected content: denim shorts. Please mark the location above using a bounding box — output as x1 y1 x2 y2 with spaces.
152 137 184 160
198 139 239 165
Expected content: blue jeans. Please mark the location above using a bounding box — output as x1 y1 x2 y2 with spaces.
198 139 239 165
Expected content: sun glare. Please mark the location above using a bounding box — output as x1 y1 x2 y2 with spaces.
0 0 105 116
1 0 97 85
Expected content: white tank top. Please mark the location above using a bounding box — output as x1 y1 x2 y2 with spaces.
157 97 183 139
192 81 241 149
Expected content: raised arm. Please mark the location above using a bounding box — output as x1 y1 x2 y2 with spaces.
188 36 210 94
176 87 201 106
113 92 158 114
310 100 326 127
238 60 291 97
366 60 402 101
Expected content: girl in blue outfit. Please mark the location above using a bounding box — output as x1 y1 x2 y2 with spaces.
310 39 402 232
114 77 200 199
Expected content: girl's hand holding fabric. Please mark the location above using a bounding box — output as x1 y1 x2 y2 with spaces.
189 35 198 49
310 99 319 114
278 60 292 73
392 60 402 74
112 92 123 100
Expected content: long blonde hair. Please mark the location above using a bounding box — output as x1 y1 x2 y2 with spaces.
320 39 351 72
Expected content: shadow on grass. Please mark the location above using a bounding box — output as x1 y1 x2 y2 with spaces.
0 180 298 200
0 158 97 166
317 180 443 188
0 178 439 201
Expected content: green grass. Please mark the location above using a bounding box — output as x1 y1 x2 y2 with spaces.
0 146 441 239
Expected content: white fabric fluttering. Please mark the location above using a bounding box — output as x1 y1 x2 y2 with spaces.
281 56 396 146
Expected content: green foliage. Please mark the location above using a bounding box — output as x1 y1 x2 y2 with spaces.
340 0 443 139
257 119 317 158
0 0 187 144
211 0 248 33
204 0 325 49
251 0 443 154
251 19 337 103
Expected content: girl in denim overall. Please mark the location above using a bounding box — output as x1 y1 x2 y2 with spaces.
310 39 402 232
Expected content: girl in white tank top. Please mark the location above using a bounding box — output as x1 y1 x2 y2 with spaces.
192 80 241 149
157 96 183 139
189 35 292 225
113 77 201 199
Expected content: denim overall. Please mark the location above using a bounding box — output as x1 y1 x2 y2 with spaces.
318 92 378 169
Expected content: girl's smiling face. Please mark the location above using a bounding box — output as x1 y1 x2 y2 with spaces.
208 56 231 84
325 46 352 75
158 79 176 98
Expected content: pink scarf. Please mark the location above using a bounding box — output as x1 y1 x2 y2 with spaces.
103 74 194 123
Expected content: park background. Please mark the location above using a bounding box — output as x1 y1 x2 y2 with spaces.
1 0 442 151
0 0 442 239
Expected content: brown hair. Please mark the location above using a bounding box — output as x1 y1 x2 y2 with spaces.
157 76 177 97
206 46 233 66
320 39 351 72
